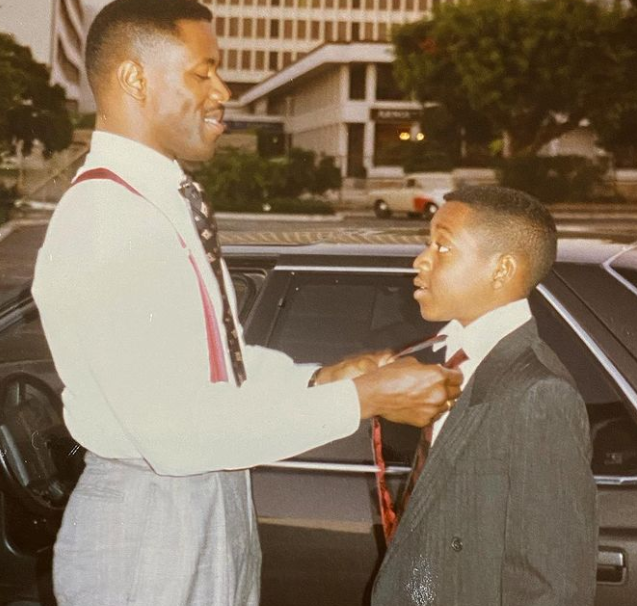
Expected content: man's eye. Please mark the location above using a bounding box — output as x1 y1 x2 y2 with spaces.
196 73 211 80
436 243 450 254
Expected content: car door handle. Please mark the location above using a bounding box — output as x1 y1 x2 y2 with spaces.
597 548 626 584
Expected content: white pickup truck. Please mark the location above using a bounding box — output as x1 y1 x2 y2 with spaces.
368 172 455 219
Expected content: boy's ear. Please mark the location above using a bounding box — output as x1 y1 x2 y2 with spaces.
492 254 517 290
117 60 146 100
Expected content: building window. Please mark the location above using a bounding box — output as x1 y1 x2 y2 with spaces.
311 21 321 39
269 51 279 70
365 0 374 7
312 0 321 6
352 0 361 7
337 21 347 40
282 52 293 67
231 0 240 5
284 20 294 38
375 63 405 100
338 0 348 8
374 123 412 166
378 22 387 40
217 0 226 5
364 22 374 39
241 50 251 69
227 49 238 69
405 0 415 9
229 17 239 37
257 18 266 37
244 0 254 5
297 20 307 39
255 50 265 70
325 0 334 8
325 21 334 41
272 0 281 5
270 19 280 38
392 0 401 9
215 17 226 36
349 63 366 100
351 22 360 40
285 0 295 6
378 0 387 8
243 18 253 37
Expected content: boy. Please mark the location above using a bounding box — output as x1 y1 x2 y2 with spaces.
372 186 597 606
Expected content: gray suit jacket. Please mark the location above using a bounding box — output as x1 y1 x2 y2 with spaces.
372 320 598 606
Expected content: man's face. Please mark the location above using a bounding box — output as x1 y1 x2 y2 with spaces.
412 201 501 326
141 19 230 162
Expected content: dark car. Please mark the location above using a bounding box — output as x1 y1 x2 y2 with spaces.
1 230 636 606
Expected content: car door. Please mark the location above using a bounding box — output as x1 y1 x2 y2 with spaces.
242 256 443 606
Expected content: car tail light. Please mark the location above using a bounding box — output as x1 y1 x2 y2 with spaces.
413 196 432 212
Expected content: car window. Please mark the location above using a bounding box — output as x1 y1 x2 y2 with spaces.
230 270 267 321
264 270 442 465
531 291 637 478
608 245 637 292
0 302 51 365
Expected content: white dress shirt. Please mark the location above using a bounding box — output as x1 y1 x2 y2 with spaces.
430 298 533 444
32 131 360 475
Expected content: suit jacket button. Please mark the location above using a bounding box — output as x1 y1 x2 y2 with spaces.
451 536 463 552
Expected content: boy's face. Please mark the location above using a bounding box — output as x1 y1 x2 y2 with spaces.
412 201 501 326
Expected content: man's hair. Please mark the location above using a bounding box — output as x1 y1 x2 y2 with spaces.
443 185 557 292
85 0 212 97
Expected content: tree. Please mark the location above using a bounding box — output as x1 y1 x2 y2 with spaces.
0 33 73 157
392 0 637 158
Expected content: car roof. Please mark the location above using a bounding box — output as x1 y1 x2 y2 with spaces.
221 229 637 266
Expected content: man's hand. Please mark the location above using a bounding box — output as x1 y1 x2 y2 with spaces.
314 350 395 384
353 357 463 427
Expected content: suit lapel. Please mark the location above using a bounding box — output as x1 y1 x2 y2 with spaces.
385 320 539 556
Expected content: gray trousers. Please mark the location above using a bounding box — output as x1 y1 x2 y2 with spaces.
53 453 261 606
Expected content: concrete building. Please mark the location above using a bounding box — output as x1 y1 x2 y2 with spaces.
0 0 85 109
201 0 441 96
232 42 425 179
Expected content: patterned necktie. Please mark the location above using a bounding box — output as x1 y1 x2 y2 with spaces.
179 175 247 386
395 347 468 526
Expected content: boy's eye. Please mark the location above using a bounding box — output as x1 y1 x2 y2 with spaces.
195 73 211 80
436 242 451 254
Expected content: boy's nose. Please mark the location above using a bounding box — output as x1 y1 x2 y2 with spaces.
413 249 432 271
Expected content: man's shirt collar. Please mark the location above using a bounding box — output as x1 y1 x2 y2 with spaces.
434 298 532 366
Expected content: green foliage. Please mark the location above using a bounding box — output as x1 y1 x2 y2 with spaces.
498 155 608 203
194 146 341 212
0 33 73 157
392 0 637 159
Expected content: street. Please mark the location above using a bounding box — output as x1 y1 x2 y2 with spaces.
2 206 637 305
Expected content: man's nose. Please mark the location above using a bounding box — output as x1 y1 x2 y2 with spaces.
211 76 231 104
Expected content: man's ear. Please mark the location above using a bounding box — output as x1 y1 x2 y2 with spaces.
116 60 146 100
492 254 517 290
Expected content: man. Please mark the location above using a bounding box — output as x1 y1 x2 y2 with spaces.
372 186 598 605
31 1 462 605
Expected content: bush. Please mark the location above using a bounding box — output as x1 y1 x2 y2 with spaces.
497 155 608 203
194 146 341 212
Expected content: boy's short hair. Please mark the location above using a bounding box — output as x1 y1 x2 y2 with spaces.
86 0 212 98
443 185 557 292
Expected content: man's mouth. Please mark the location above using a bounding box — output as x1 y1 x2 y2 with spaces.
203 108 225 134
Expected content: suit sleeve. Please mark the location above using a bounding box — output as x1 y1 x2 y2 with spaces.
501 377 598 606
